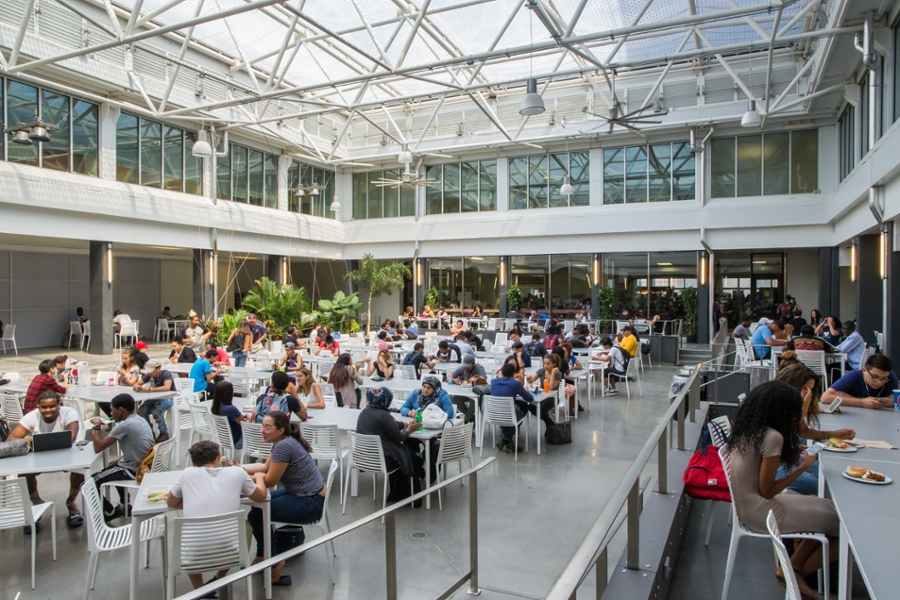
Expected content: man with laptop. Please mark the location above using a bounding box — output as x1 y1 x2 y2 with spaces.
7 390 84 528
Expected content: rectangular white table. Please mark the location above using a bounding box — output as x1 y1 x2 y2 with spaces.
129 470 273 600
0 445 103 514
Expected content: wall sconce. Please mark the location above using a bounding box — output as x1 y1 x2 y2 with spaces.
700 253 707 285
281 258 288 284
851 242 857 282
107 243 113 285
415 260 423 286
592 255 600 287
499 257 507 287
208 253 215 283
880 227 889 280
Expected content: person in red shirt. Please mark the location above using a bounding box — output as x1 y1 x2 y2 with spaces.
205 339 231 366
315 334 340 357
24 359 67 413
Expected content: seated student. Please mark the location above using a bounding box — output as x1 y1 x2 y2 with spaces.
315 334 340 357
88 394 155 522
211 381 244 448
327 354 362 408
167 440 267 593
501 354 527 386
205 339 231 367
750 318 785 359
471 305 483 318
9 391 84 528
244 412 325 587
277 343 304 374
189 349 222 396
491 362 536 452
506 331 522 351
281 325 300 348
374 330 393 351
528 333 548 358
53 355 69 384
251 371 311 421
402 342 433 379
593 337 628 395
821 353 898 410
401 376 454 419
169 336 198 364
786 325 836 352
732 315 753 342
158 306 173 320
450 320 467 336
815 315 843 346
454 332 475 357
116 350 142 387
618 326 639 357
112 310 132 332
451 355 486 385
365 349 396 379
404 320 419 338
836 320 866 370
72 306 89 324
24 358 67 413
134 359 176 442
509 341 532 369
432 340 462 363
420 304 435 320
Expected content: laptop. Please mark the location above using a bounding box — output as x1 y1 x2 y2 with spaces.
32 431 74 453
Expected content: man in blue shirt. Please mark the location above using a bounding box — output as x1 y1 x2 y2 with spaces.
489 363 533 452
822 353 898 409
750 318 785 359
247 314 268 347
189 349 221 395
836 320 866 370
405 320 419 337
454 333 475 357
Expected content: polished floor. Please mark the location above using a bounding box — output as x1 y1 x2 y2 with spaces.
1 343 678 600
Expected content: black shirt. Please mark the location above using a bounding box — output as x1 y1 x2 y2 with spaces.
404 353 429 378
169 347 197 363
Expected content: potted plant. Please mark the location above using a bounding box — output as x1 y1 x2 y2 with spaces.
344 253 411 331
424 286 439 311
596 285 615 333
505 285 525 314
680 286 699 343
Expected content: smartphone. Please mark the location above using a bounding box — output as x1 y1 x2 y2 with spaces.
806 442 826 456
821 396 842 414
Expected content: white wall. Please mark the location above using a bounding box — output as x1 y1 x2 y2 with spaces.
785 249 819 318
363 292 404 331
840 267 858 322
160 260 193 317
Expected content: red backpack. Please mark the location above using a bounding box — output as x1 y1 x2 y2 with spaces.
683 427 731 502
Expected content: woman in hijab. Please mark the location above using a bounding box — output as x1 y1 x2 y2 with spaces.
356 388 424 504
400 376 455 419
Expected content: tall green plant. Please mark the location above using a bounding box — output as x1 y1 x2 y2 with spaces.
597 285 616 324
318 291 362 333
241 278 312 327
344 254 411 330
216 309 249 346
424 286 440 310
680 286 699 336
505 285 525 313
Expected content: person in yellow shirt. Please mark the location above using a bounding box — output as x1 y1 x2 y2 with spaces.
618 326 638 357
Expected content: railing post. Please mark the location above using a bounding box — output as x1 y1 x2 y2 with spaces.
689 367 700 422
657 427 668 494
385 511 398 600
627 480 640 569
595 546 608 600
676 395 685 451
468 470 482 596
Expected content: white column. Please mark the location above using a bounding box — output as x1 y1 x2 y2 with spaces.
277 154 292 212
496 157 509 212
98 104 119 181
334 170 353 222
589 147 604 206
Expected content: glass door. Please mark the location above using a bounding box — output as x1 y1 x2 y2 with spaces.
750 253 783 319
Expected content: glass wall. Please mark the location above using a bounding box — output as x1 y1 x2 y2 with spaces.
603 142 694 204
352 170 416 219
550 255 592 310
711 131 818 197
425 160 497 214
288 161 335 218
466 256 500 310
510 255 549 306
509 152 589 209
3 78 98 175
428 258 464 307
115 113 202 195
217 143 278 208
838 104 856 181
715 251 784 323
603 252 697 319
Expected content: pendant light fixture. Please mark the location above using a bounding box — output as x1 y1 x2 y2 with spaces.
741 50 760 128
330 196 341 213
191 129 213 157
519 5 545 116
559 138 573 196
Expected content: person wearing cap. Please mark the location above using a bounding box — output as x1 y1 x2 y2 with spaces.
247 313 268 347
277 342 304 373
618 326 639 357
750 318 785 360
451 355 486 385
133 359 175 442
89 393 155 521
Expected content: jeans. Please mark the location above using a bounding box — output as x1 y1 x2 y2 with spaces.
140 398 173 434
233 351 248 367
777 460 819 496
500 406 526 443
248 489 324 558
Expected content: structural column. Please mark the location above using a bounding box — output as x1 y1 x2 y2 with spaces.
413 258 425 313
818 247 841 319
697 250 711 344
98 104 119 181
267 255 287 285
856 234 883 347
590 254 602 320
89 241 114 355
193 249 215 319
499 256 509 316
885 223 900 361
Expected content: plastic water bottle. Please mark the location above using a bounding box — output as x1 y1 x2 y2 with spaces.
415 411 423 424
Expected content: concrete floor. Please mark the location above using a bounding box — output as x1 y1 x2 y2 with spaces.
0 343 679 600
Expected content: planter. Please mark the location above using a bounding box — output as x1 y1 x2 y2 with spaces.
686 334 697 344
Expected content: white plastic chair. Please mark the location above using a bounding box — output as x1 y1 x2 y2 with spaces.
81 321 92 351
1 324 18 355
607 355 642 398
240 421 273 463
68 322 84 349
1 393 24 426
480 395 528 461
171 377 195 392
494 333 508 347
189 403 215 448
81 478 166 600
794 350 826 378
115 322 139 349
342 432 411 522
639 338 652 369
211 414 236 460
319 383 337 407
718 445 829 600
434 423 474 510
167 511 251 600
702 416 732 546
303 460 339 583
300 423 350 505
155 319 171 342
101 437 177 516
767 510 803 600
0 478 56 589
395 365 416 380
226 370 252 397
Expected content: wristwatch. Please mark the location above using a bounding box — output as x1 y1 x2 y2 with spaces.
93 424 102 431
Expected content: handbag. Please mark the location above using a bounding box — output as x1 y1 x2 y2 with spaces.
272 524 305 555
421 404 450 429
226 333 244 353
546 420 572 445
683 428 731 502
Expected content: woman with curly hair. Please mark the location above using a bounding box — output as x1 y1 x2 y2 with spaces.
728 380 839 599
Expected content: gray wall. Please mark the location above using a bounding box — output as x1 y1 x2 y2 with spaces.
785 249 819 319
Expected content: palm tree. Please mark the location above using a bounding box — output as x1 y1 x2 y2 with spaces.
344 254 411 331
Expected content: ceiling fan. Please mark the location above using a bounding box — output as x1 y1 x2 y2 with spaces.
581 74 666 137
372 146 440 188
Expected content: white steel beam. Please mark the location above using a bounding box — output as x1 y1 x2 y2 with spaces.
9 0 37 68
468 91 512 140
695 29 758 102
123 0 145 39
412 95 445 151
605 0 656 65
351 0 394 70
723 0 773 41
382 106 408 145
769 56 816 111
282 4 391 71
356 111 403 145
761 6 785 122
777 0 823 37
159 0 206 112
639 31 693 110
134 0 188 29
394 0 433 70
464 0 521 86
327 110 355 160
686 0 703 51
215 0 262 96
101 0 125 39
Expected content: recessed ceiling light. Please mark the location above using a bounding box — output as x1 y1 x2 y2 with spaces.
656 262 673 266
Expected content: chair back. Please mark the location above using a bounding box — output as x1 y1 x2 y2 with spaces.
189 403 214 438
484 396 519 427
80 478 112 552
395 365 416 380
389 391 407 411
225 371 251 397
152 437 177 472
81 321 91 338
1 324 15 341
563 320 575 332
172 511 248 575
348 432 388 473
436 423 473 465
707 415 731 447
1 393 24 423
172 377 195 392
211 414 236 459
795 350 826 376
317 460 339 524
319 383 337 407
64 398 86 431
494 333 508 347
862 345 876 365
717 445 736 497
625 355 640 378
766 510 802 600
318 358 335 381
240 421 273 460
269 340 283 356
69 322 82 337
0 478 34 530
300 423 341 460
95 371 116 385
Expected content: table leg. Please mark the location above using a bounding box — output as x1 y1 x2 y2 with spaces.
474 395 482 449
264 502 272 599
129 514 146 600
424 440 432 510
838 521 852 600
536 401 542 456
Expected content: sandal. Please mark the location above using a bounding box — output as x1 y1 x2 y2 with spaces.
66 502 84 528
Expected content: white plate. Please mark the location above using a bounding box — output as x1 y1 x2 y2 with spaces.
823 445 857 453
842 472 892 485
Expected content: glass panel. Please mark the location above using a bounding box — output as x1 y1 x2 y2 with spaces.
461 161 479 212
320 169 333 217
649 252 697 320
232 145 247 203
41 90 70 172
247 150 263 206
383 169 400 217
510 255 548 307
426 165 443 214
7 81 38 166
367 170 383 218
400 179 416 216
467 256 499 311
603 148 624 204
479 160 497 211
648 143 671 202
710 137 735 198
509 157 529 210
763 132 789 195
184 131 202 195
264 154 278 209
443 163 461 213
791 129 818 193
602 253 648 317
625 146 648 203
140 120 161 188
162 126 183 192
672 142 695 200
299 164 312 214
550 255 570 310
216 148 231 200
570 152 590 206
290 163 302 213
528 155 548 209
71 100 98 176
352 171 366 218
427 258 464 308
548 153 568 207
736 135 762 196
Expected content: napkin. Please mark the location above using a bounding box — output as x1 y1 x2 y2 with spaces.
849 438 898 450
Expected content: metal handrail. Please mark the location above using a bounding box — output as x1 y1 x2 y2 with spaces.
175 457 497 600
545 365 702 600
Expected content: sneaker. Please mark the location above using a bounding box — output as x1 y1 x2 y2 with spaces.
104 504 126 524
66 502 84 528
607 389 618 395
496 440 511 453
155 432 170 443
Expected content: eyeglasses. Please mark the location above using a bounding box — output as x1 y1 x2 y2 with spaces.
866 371 891 383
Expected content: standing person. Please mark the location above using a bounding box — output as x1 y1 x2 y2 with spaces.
182 315 211 354
227 319 253 367
835 320 866 370
133 359 175 442
727 380 839 599
24 359 67 413
326 354 362 408
244 412 326 586
167 440 267 592
169 336 198 364
777 295 798 323
247 314 268 349
211 381 244 448
88 393 155 521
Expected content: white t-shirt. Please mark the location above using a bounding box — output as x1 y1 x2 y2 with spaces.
18 405 80 436
113 314 132 326
169 466 258 518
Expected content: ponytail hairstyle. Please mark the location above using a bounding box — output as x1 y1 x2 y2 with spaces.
266 411 313 453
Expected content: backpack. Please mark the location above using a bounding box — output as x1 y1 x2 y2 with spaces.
251 392 292 423
544 334 559 350
613 345 631 372
226 333 244 353
683 428 731 502
135 444 157 484
402 352 417 366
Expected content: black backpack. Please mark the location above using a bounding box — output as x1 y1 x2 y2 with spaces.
614 344 631 371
